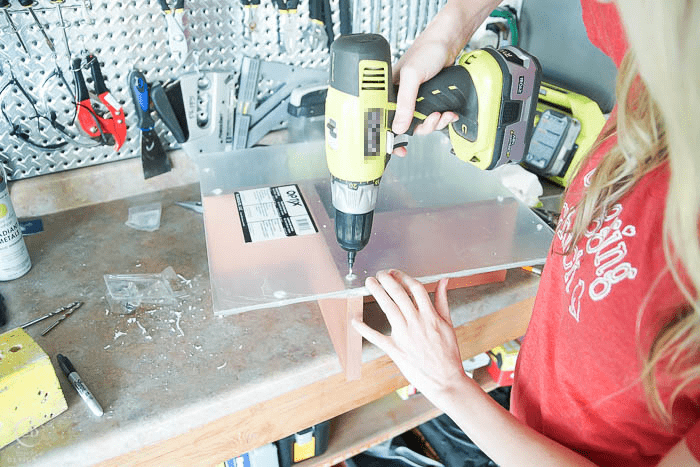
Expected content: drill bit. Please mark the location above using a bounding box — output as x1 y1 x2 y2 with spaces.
347 250 356 278
51 0 72 60
20 301 82 328
0 1 29 55
41 301 82 336
18 0 56 53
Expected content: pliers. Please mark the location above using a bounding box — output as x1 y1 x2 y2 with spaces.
240 0 261 41
72 55 127 151
157 0 188 65
274 0 299 52
306 0 332 49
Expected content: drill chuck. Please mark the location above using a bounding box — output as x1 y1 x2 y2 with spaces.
334 209 374 254
330 177 380 269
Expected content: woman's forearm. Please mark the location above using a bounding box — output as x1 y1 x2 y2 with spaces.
436 374 599 467
434 0 505 60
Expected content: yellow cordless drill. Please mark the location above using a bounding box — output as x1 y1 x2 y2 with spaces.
325 34 542 276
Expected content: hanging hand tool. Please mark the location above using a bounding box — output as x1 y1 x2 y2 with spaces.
18 0 56 53
274 0 299 53
0 0 29 55
273 0 286 53
306 0 327 50
72 56 126 151
321 0 333 48
128 69 188 178
129 69 170 178
240 0 261 42
50 0 71 60
88 54 127 148
0 62 69 151
231 57 327 150
325 34 542 275
157 0 188 65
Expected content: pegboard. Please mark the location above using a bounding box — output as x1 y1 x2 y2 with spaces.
0 0 447 180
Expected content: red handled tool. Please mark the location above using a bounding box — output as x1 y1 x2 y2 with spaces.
73 55 126 151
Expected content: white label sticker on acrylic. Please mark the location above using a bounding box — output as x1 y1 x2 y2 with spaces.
235 184 317 243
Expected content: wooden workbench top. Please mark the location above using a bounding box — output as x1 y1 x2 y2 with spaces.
0 181 539 467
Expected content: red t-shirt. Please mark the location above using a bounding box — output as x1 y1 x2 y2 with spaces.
510 1 700 466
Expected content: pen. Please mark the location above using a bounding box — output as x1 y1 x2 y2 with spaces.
57 354 104 417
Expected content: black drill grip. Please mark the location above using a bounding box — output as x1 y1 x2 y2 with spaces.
405 65 478 142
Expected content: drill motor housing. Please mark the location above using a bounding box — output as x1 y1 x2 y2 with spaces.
325 33 542 268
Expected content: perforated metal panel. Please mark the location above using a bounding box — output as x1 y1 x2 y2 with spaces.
0 0 444 180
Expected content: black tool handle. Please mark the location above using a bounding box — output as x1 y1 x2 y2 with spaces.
174 0 183 9
309 0 322 22
322 0 333 47
0 0 10 9
404 65 478 141
128 69 155 130
287 0 298 10
87 55 108 95
157 0 170 11
57 354 76 375
18 0 36 7
151 82 186 143
72 58 90 102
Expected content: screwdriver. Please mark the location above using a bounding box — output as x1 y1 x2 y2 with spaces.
0 0 29 54
50 0 71 59
18 0 56 53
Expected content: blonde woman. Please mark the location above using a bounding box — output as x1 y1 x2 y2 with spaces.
352 0 700 466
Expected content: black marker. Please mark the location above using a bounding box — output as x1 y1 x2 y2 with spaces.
57 354 104 417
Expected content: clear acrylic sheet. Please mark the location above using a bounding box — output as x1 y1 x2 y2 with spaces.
198 132 554 315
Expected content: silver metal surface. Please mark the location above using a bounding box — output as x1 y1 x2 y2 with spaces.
0 0 436 181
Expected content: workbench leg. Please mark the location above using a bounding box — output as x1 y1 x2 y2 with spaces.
318 296 363 381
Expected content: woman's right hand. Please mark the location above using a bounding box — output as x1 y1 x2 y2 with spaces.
391 0 503 156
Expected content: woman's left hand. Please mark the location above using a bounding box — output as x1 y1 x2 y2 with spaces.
352 269 471 409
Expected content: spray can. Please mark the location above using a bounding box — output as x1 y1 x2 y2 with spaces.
0 164 31 280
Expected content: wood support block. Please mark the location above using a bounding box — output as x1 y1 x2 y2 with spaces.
322 270 507 381
318 296 363 381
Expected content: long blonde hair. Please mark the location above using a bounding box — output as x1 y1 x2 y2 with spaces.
564 0 700 424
